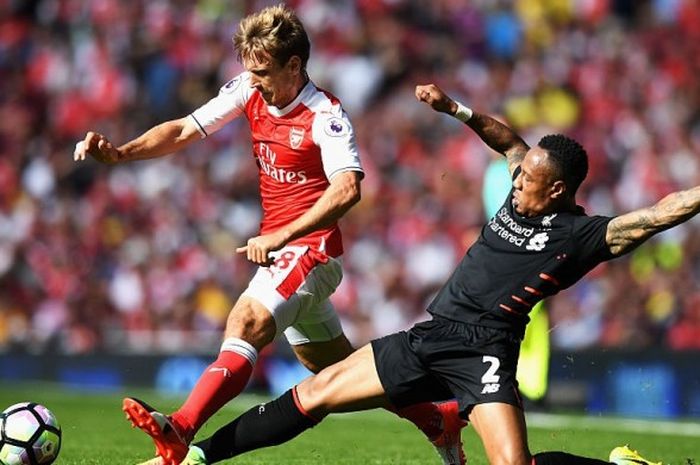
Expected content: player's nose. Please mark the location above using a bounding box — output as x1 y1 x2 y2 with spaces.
513 175 521 190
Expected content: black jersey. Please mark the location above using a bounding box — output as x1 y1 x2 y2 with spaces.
427 188 615 337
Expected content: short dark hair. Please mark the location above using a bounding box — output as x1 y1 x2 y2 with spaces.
537 134 588 195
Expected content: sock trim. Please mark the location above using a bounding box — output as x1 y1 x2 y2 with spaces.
291 386 320 423
221 337 258 366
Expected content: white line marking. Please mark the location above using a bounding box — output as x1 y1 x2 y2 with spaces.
526 412 700 437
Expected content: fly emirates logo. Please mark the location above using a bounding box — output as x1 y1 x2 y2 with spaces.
257 142 308 184
488 207 550 251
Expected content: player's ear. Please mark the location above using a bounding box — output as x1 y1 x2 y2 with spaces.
550 180 566 199
287 55 302 75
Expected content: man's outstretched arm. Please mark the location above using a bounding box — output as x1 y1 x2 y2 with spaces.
607 185 700 256
415 83 529 175
74 117 201 165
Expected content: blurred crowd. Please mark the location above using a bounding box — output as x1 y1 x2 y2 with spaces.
2 0 700 356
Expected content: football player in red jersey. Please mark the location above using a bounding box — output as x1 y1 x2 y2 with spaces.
75 5 464 465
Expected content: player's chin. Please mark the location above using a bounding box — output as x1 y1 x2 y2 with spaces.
513 202 527 217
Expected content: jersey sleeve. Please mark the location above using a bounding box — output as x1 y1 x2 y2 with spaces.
188 72 253 138
572 215 615 263
311 107 364 180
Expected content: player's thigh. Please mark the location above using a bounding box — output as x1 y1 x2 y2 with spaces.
372 324 455 408
282 256 347 352
468 402 530 465
240 246 343 340
296 343 391 415
291 333 354 373
421 320 522 418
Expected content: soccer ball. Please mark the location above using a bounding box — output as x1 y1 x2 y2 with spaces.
0 403 61 465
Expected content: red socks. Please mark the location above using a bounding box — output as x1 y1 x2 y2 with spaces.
171 338 257 440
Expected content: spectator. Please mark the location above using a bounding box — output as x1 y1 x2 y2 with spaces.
1 0 699 357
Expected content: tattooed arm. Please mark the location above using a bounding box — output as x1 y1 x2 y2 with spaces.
606 186 700 256
466 113 529 175
415 83 529 175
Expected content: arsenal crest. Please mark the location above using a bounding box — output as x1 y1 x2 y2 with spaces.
289 127 305 149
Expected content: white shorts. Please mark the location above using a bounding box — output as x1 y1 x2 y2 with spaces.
241 245 344 345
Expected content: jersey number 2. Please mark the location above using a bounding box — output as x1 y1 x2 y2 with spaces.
481 356 501 384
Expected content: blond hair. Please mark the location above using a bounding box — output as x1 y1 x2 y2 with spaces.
233 4 310 69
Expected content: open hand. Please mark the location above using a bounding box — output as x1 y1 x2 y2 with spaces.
74 131 120 164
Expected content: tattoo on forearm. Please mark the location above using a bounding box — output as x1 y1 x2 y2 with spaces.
609 187 700 254
468 114 528 160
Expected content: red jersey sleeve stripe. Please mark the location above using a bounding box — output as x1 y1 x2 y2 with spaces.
539 273 560 286
499 303 519 314
524 286 544 296
511 295 532 307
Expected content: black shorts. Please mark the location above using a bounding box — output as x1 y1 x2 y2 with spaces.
372 317 523 418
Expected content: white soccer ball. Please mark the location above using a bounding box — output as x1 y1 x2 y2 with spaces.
0 403 61 465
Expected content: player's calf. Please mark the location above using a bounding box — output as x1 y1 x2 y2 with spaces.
190 388 320 463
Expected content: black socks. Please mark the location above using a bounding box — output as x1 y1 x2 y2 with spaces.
534 451 612 465
194 388 320 464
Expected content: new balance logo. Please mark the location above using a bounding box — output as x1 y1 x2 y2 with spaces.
208 367 231 377
481 383 501 394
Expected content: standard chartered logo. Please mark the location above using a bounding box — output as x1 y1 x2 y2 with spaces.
488 208 534 246
525 232 550 251
489 208 551 251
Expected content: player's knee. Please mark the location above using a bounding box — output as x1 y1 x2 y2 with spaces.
304 368 336 403
296 365 343 414
224 301 276 348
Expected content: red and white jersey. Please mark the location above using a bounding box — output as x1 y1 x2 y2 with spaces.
188 72 363 257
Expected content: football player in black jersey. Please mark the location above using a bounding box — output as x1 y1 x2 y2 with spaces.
160 83 674 465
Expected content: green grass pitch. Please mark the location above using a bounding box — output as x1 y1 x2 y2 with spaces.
0 383 697 465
